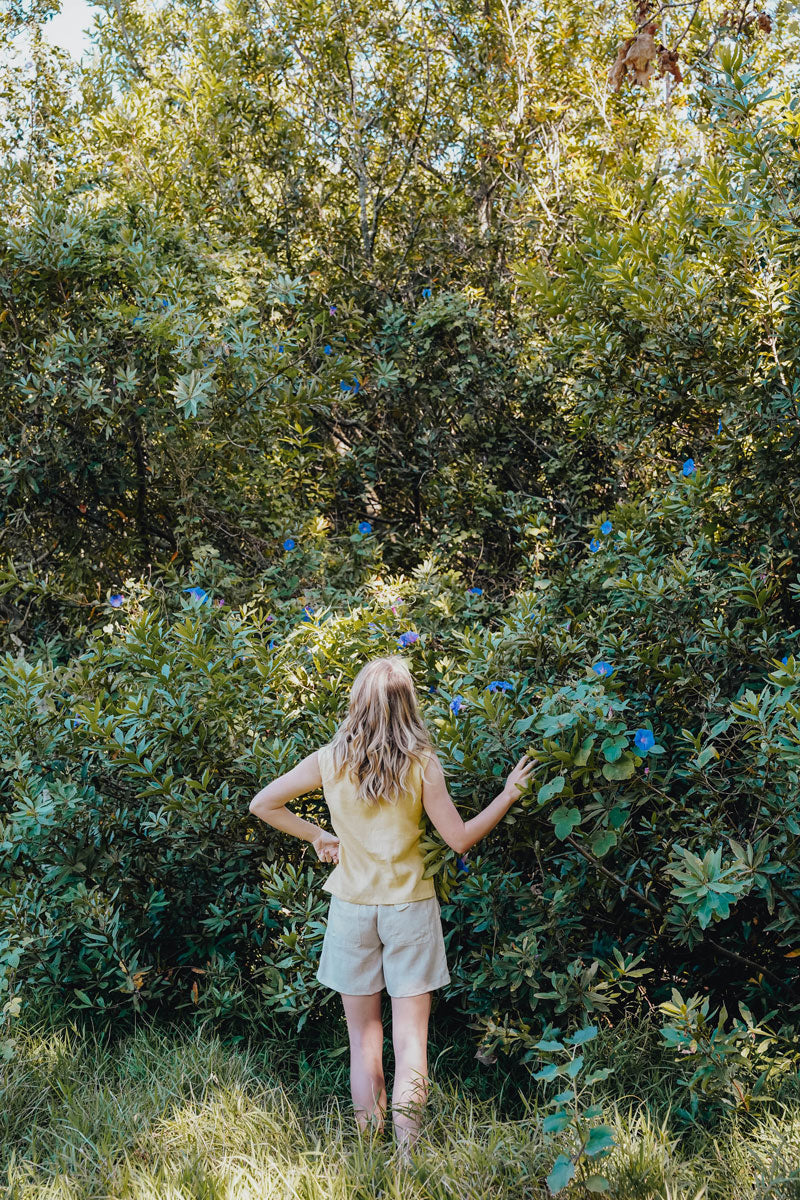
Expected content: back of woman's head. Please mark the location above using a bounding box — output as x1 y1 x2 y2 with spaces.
328 656 433 806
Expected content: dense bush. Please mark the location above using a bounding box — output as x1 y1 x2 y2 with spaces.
2 470 799 1066
2 0 800 1091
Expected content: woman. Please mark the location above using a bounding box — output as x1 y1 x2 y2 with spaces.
248 655 533 1159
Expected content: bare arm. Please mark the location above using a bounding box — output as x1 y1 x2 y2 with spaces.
421 752 534 855
249 751 339 862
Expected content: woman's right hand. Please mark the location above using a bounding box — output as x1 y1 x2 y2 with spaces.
503 754 535 804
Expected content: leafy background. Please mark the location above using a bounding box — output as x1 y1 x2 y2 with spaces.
2 0 800 1124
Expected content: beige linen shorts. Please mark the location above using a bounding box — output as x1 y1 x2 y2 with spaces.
316 894 451 997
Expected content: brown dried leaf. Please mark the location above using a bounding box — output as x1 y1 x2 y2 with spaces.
657 46 683 84
608 36 635 92
623 24 659 87
757 12 772 32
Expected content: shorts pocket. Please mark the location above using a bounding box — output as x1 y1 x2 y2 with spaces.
379 900 430 947
326 896 370 949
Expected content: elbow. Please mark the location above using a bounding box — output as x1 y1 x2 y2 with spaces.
249 796 266 818
452 829 471 856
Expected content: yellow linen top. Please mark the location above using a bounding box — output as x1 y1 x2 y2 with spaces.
318 742 436 905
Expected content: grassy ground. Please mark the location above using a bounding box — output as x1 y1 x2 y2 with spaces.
2 1004 799 1200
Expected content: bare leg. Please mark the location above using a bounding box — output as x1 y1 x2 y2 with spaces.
341 991 387 1134
391 992 431 1153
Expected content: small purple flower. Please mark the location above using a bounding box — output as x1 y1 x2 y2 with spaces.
468 586 483 595
329 305 337 315
633 728 655 754
324 344 332 355
450 695 464 715
593 661 614 677
358 520 372 534
109 593 124 608
183 587 209 603
600 520 613 535
589 538 601 553
216 597 224 606
398 631 419 648
644 766 650 776
487 681 513 692
682 458 696 476
283 537 296 551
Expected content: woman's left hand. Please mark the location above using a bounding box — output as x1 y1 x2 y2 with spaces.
312 829 340 864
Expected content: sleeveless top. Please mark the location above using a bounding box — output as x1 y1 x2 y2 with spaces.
317 742 436 905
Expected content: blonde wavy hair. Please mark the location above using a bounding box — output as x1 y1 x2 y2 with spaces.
328 656 434 806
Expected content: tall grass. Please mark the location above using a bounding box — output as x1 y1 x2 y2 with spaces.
2 1006 799 1199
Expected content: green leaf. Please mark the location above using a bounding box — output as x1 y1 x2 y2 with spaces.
552 806 582 840
546 1155 575 1194
534 1063 561 1081
565 1054 584 1077
574 736 595 767
538 776 566 804
584 1126 616 1157
542 1111 571 1134
535 1039 566 1052
602 753 636 781
585 1175 610 1193
590 830 617 857
565 1025 598 1046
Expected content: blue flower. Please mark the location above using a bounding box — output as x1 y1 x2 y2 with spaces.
109 593 124 608
592 661 614 677
133 316 142 326
600 520 613 535
717 418 723 434
268 639 276 649
468 586 483 595
329 305 337 315
422 287 432 299
283 537 296 551
302 606 314 621
161 299 169 308
456 856 470 874
398 630 419 648
340 377 360 394
589 538 601 553
428 685 437 694
183 587 208 602
633 728 655 754
358 520 372 534
682 458 696 476
278 343 284 353
487 681 513 692
324 344 332 355
450 695 464 714
782 655 789 665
